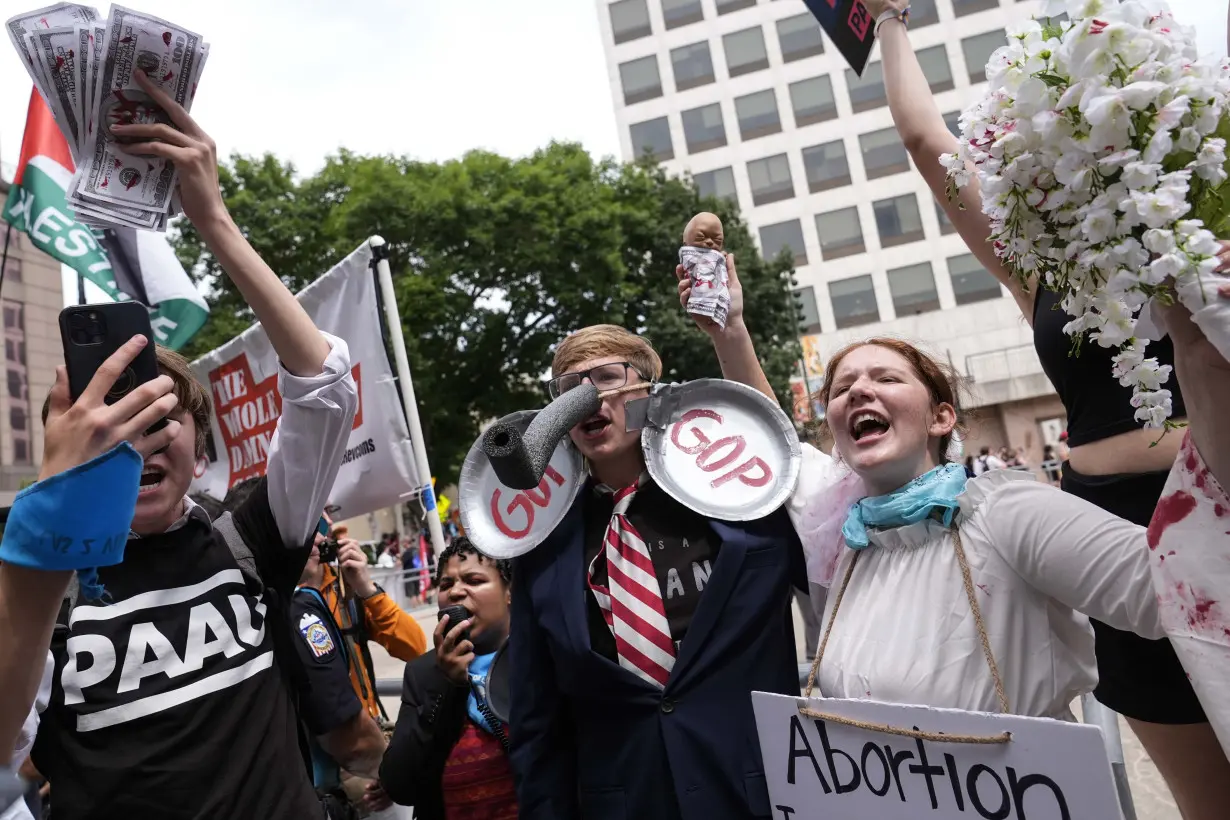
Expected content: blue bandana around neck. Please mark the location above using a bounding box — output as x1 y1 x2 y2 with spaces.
842 463 969 550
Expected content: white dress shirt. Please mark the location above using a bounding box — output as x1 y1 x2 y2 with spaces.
791 464 1163 719
2 652 53 820
135 332 358 547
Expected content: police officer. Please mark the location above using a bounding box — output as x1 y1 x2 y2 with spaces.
291 522 390 819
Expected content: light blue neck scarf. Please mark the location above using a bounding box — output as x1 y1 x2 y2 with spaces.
842 463 969 550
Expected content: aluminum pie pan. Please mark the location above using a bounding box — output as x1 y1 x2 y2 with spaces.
459 410 585 559
641 379 801 522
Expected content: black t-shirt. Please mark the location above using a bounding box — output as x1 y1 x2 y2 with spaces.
583 480 718 657
32 481 322 820
291 588 361 737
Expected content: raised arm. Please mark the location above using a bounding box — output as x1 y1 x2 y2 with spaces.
117 72 358 548
869 4 1035 320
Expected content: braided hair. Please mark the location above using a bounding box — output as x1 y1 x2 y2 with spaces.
435 536 512 587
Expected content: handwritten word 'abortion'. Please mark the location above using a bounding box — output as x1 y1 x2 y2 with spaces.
781 714 1070 820
670 409 773 489
491 466 567 539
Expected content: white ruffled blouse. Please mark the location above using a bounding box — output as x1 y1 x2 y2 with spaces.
788 446 1164 720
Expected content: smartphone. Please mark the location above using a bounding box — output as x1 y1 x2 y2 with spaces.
438 605 472 642
59 303 166 431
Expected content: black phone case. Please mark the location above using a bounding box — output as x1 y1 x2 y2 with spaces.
59 303 164 424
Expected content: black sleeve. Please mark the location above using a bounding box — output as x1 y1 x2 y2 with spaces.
379 651 468 808
231 477 312 597
290 591 362 737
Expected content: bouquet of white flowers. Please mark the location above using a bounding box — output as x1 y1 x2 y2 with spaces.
944 0 1230 427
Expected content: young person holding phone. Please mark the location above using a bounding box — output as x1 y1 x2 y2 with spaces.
0 337 179 787
27 72 359 820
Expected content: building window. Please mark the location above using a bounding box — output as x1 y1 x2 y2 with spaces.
801 140 850 192
777 13 824 63
948 253 1004 305
747 154 794 206
716 0 755 13
917 45 954 93
3 299 30 465
859 127 910 180
795 286 823 335
888 262 941 315
662 0 704 29
936 199 956 235
845 61 886 113
694 166 738 203
0 257 20 283
682 103 728 153
759 219 808 266
723 26 770 77
629 117 674 161
962 30 1006 84
620 55 663 105
735 89 781 141
610 0 652 44
815 207 865 260
910 0 939 28
953 0 998 17
829 275 880 329
671 41 715 91
788 75 837 127
874 194 926 248
943 110 961 137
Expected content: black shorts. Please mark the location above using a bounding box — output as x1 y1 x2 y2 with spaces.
1062 463 1207 725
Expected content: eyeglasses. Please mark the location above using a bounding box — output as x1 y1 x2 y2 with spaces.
547 362 645 400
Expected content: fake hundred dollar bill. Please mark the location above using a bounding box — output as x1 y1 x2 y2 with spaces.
75 6 204 215
5 3 210 232
678 246 731 329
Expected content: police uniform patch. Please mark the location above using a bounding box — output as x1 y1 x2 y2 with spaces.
298 612 335 658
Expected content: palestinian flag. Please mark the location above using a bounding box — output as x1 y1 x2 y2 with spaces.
2 90 207 349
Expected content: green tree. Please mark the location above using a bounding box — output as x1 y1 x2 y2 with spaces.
173 143 799 485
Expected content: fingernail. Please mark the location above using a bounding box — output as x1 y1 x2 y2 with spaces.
132 334 147 346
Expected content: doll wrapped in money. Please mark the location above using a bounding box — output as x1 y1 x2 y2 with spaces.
679 212 731 329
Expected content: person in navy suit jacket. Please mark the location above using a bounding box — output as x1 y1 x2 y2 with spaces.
508 310 805 820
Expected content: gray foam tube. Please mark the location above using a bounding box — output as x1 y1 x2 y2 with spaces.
482 384 601 490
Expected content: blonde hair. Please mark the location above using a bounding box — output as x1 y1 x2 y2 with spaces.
551 324 663 381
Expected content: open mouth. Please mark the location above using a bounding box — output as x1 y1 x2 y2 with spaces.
850 411 891 444
139 465 165 496
579 414 612 440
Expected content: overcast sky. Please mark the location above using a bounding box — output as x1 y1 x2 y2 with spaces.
2 0 1225 179
0 0 622 175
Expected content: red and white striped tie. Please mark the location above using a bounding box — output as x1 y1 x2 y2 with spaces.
587 482 676 688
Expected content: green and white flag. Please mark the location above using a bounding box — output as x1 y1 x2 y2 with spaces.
2 90 207 349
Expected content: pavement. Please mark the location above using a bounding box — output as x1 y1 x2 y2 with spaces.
370 600 1180 820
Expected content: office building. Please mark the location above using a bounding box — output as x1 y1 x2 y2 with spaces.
0 178 66 504
596 0 1066 461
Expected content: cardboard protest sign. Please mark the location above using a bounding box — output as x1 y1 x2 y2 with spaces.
190 242 421 520
803 0 876 76
752 692 1122 820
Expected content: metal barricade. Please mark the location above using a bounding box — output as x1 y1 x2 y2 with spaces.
1081 693 1138 820
369 565 437 611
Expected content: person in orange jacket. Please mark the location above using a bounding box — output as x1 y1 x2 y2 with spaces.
299 516 429 722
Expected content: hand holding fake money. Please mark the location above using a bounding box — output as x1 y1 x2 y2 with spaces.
5 3 210 232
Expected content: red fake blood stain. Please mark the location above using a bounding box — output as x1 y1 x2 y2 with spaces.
1215 504 1228 518
1147 491 1197 549
162 31 172 46
976 584 990 596
1189 595 1219 630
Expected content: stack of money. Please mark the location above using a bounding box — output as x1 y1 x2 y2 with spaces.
6 3 209 232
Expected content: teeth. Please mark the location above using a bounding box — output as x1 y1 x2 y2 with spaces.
851 411 889 438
